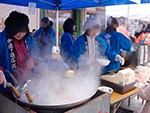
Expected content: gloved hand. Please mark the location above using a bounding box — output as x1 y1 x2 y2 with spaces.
115 55 125 65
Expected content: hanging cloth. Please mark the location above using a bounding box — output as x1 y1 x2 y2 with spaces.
83 33 99 59
7 37 29 79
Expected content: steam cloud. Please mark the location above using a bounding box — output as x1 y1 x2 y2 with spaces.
19 56 101 105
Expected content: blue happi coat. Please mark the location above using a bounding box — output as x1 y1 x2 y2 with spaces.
33 27 56 56
0 30 39 92
99 31 132 72
60 32 75 63
73 34 118 72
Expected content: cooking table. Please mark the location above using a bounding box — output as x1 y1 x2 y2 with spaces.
110 87 139 113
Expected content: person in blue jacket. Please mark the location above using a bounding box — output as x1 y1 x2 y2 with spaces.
74 17 124 72
99 16 132 72
60 18 76 69
33 17 56 58
0 11 39 92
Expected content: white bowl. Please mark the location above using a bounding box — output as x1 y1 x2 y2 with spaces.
96 59 110 66
98 86 113 93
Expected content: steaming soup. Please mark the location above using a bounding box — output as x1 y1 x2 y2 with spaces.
18 61 99 105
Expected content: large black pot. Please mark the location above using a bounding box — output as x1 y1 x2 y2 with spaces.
13 89 97 113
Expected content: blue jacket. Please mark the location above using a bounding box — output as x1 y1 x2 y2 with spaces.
0 30 39 92
73 35 117 72
60 32 74 63
33 27 56 56
99 31 132 72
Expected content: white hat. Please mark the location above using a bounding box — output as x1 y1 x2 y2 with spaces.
83 17 99 31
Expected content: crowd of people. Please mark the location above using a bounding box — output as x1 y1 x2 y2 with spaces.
0 11 150 113
0 11 132 91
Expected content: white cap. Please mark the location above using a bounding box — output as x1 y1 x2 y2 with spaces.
83 17 99 31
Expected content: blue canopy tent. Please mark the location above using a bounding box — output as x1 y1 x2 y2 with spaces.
141 0 150 3
0 0 138 58
0 0 137 10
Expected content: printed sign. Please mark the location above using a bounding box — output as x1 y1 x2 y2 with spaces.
28 2 36 15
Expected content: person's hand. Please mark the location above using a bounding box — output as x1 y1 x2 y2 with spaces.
25 57 35 70
0 70 7 88
115 55 125 65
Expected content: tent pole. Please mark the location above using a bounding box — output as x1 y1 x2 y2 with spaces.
126 0 129 29
56 9 59 60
